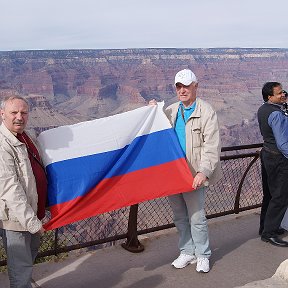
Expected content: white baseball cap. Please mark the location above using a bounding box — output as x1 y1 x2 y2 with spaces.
174 69 197 86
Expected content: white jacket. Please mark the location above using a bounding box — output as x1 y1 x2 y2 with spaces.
165 98 222 186
0 124 42 234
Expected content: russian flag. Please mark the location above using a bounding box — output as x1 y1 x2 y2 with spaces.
38 102 194 230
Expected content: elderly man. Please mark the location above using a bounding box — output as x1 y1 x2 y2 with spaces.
0 96 47 288
150 69 222 273
257 82 288 247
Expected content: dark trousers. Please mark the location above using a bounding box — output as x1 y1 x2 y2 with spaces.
260 149 288 237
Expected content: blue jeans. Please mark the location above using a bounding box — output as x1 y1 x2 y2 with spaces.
168 187 211 258
0 229 40 288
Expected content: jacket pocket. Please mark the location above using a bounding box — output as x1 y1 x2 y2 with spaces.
0 199 8 221
192 128 202 148
16 153 32 177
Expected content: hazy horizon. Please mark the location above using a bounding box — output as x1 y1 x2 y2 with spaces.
1 47 288 53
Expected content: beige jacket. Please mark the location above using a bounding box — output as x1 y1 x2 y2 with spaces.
0 124 42 234
165 98 222 186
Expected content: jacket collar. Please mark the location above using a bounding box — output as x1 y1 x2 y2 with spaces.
171 98 201 124
0 123 23 146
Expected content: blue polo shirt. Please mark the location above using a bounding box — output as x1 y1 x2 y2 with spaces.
175 102 196 154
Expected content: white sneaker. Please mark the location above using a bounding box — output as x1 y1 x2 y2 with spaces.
196 257 210 273
171 254 197 269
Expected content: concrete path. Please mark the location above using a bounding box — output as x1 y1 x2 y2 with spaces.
0 210 287 288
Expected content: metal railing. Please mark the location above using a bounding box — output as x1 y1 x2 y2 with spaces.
0 143 263 266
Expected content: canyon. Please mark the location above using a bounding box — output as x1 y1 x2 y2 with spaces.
1 48 288 146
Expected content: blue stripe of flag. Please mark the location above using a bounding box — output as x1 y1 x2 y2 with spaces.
46 128 184 206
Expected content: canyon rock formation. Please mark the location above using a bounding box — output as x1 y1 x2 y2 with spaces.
1 48 288 146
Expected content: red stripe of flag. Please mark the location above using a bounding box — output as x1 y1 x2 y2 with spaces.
44 158 193 230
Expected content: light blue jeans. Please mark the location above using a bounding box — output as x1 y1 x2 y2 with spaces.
0 229 40 288
168 187 211 258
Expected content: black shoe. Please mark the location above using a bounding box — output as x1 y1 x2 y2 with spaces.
261 235 288 247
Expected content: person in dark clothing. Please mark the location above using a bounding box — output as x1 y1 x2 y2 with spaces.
257 82 288 247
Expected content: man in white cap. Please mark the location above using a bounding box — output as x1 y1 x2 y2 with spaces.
150 68 222 273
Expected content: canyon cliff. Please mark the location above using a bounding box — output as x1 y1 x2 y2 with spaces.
1 48 288 146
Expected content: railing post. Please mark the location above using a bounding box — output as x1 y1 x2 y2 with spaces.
121 204 144 253
234 152 260 213
54 228 59 256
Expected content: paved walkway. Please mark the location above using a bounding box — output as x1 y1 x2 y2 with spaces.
0 210 287 288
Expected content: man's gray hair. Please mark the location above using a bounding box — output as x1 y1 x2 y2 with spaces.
0 95 29 110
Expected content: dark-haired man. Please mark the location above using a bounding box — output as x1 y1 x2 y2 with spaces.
0 96 47 287
257 82 288 247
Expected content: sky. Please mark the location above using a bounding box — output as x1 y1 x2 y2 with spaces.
1 0 288 51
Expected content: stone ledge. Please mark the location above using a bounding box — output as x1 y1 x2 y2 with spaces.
274 259 288 282
235 259 288 288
